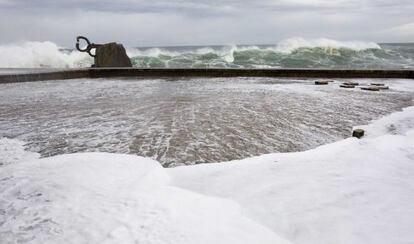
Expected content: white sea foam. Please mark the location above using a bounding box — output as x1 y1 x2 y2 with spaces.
170 105 414 244
126 39 380 60
0 137 39 166
126 47 180 58
0 41 93 68
0 38 388 68
1 105 414 243
273 37 381 53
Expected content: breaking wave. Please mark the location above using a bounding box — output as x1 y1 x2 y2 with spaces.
0 38 413 69
0 41 93 68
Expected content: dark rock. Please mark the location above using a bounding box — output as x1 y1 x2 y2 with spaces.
361 86 380 91
95 42 132 67
377 86 389 90
315 80 329 85
371 83 385 86
352 129 365 139
340 84 355 88
343 81 359 86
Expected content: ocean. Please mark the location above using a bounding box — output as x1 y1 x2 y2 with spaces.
0 38 413 69
1 38 414 166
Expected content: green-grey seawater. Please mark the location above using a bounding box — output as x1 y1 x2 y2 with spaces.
0 39 413 69
128 43 414 69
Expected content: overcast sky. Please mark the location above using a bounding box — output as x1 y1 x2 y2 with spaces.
0 0 413 47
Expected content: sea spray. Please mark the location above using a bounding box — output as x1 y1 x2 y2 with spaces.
0 41 93 68
273 37 381 53
0 38 413 69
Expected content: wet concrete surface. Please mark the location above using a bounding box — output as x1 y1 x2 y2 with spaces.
1 77 413 167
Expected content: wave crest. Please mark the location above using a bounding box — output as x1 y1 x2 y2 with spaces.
273 37 381 53
0 38 411 69
0 41 93 68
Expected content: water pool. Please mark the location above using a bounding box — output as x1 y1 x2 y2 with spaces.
1 77 413 166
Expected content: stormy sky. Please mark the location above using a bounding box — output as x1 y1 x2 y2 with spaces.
0 0 413 47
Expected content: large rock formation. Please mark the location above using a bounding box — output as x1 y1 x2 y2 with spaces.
94 42 132 67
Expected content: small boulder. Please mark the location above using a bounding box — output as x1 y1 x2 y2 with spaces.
340 84 355 88
315 80 329 85
352 129 365 139
361 86 380 91
343 81 359 86
95 42 132 67
371 83 385 86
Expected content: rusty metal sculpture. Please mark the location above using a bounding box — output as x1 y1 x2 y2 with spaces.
75 36 102 57
75 36 132 67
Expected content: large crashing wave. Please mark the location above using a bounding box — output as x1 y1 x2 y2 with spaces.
273 37 381 53
0 41 93 68
127 38 384 69
0 38 412 69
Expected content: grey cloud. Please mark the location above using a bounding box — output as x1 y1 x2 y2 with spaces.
3 0 412 13
0 0 413 46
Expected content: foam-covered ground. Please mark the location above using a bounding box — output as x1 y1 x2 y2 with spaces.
1 78 413 166
1 105 414 244
170 106 414 244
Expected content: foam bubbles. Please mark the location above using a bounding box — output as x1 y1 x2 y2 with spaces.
127 47 180 58
0 38 404 69
0 41 93 68
274 37 381 53
0 138 39 166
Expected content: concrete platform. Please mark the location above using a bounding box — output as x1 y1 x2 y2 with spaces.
0 68 413 83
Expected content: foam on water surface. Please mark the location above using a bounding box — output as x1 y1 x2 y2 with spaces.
0 138 39 166
0 38 413 69
1 102 414 244
1 77 413 166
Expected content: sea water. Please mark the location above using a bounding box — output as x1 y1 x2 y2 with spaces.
1 38 414 166
0 38 413 69
1 77 413 167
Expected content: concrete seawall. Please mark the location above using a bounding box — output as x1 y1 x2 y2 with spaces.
0 69 90 83
1 68 413 83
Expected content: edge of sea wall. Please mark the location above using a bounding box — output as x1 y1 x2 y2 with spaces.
0 68 413 83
